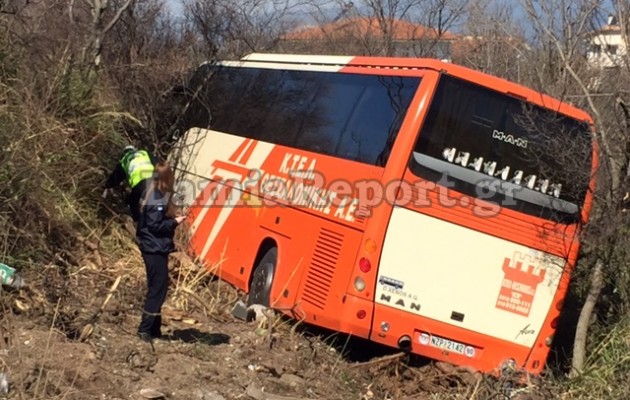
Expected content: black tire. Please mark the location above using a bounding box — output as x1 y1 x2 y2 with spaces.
247 247 277 307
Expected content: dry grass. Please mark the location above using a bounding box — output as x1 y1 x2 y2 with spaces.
170 254 225 315
557 321 630 399
0 6 629 399
4 238 627 400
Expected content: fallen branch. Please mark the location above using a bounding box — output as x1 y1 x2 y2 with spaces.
180 287 231 323
170 251 197 269
181 287 213 313
92 248 104 268
349 352 406 368
75 213 116 268
98 275 122 316
78 275 122 341
245 384 308 400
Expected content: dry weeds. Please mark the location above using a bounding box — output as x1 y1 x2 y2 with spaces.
0 222 555 400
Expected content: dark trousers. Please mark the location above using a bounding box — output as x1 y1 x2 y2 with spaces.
138 252 169 337
127 179 149 223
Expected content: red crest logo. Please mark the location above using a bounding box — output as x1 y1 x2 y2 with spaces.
496 252 546 317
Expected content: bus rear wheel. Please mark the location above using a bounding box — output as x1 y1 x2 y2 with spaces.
247 247 277 307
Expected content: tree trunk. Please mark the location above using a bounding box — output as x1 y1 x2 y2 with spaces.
81 0 134 69
571 258 605 377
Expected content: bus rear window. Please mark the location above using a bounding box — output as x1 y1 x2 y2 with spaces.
181 65 421 167
410 75 593 222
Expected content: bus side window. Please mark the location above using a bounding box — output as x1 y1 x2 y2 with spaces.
186 66 420 168
203 66 258 135
260 71 320 148
338 76 419 165
233 68 284 142
297 75 366 157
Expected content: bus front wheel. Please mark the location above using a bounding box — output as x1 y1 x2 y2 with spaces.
247 247 277 307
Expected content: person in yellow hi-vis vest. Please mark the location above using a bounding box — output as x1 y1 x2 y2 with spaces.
103 145 157 223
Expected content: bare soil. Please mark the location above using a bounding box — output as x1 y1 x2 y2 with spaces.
0 230 550 400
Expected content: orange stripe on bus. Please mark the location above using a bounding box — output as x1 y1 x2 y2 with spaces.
228 138 252 162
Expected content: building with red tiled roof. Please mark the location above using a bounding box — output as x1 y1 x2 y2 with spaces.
277 16 459 60
586 15 626 68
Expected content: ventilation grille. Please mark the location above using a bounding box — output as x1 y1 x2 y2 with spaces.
352 204 370 225
302 228 344 309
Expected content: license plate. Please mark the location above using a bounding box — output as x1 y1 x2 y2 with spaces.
430 335 466 354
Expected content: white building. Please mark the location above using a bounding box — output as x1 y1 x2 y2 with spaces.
587 15 626 68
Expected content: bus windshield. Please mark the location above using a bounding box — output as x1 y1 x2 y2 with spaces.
410 75 593 222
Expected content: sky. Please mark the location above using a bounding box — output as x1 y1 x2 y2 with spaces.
160 0 529 36
162 0 617 35
165 0 184 17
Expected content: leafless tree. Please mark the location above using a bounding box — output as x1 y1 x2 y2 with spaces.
78 0 135 70
455 0 528 80
96 0 204 153
518 0 630 377
183 0 305 58
278 0 466 57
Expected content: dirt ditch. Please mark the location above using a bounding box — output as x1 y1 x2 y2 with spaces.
0 245 552 400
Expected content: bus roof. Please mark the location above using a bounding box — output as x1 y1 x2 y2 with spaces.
238 53 594 125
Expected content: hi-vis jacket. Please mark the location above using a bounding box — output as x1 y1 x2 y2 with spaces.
106 149 156 189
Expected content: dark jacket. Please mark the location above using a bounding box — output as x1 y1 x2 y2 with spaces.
136 185 178 254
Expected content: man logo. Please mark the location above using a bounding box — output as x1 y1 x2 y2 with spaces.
379 294 421 312
492 129 528 149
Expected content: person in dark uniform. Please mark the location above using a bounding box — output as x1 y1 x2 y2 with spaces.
135 161 185 342
104 145 157 223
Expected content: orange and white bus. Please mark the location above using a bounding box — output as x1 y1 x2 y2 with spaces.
171 53 596 374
